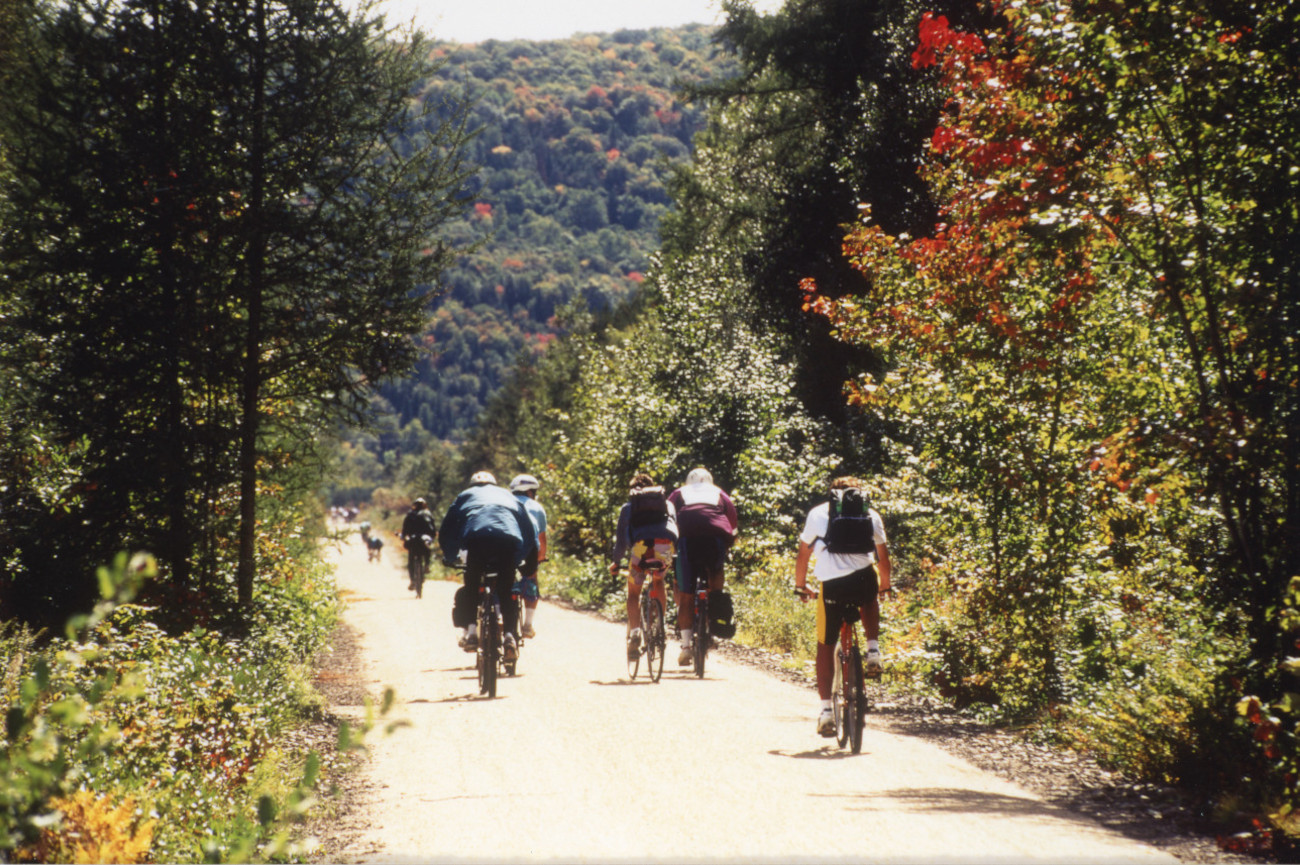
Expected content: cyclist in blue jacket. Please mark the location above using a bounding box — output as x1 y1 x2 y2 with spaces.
439 471 538 661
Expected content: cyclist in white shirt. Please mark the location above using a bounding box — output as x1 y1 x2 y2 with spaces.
794 476 892 737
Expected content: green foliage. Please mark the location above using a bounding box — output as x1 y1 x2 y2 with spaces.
368 27 738 444
0 0 476 615
1 539 346 863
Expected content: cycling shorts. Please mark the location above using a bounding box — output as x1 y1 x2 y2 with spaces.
815 566 878 647
628 539 675 586
676 535 727 594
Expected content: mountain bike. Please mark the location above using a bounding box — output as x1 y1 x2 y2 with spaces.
627 559 668 682
796 587 868 753
406 535 432 598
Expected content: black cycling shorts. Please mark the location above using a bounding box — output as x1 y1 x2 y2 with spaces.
815 565 878 647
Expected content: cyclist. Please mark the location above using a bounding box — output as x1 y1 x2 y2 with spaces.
609 472 679 660
794 475 892 737
439 471 538 661
509 473 548 639
399 498 437 592
668 467 738 666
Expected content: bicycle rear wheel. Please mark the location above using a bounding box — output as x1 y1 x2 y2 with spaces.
833 649 848 747
846 645 865 753
646 594 665 683
479 602 499 698
693 594 708 678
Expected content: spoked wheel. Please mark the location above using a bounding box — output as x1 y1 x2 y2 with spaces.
693 596 708 679
846 645 865 753
833 651 848 747
646 595 665 683
479 610 498 698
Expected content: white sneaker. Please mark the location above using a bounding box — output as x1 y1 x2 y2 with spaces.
866 648 883 674
503 634 518 662
459 632 478 652
627 628 642 660
678 645 693 666
817 708 836 737
522 623 536 639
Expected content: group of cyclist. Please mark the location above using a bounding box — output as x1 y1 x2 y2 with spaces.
396 466 890 738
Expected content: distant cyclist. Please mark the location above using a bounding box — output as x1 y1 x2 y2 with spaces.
668 467 737 665
509 473 548 639
794 475 892 737
609 473 679 660
439 471 538 661
399 498 437 592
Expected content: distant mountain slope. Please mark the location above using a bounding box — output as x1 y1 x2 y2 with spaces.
376 26 736 441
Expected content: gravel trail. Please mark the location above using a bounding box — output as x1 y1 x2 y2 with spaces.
312 535 1195 864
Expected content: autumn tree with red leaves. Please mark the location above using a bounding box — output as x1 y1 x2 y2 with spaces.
805 0 1300 823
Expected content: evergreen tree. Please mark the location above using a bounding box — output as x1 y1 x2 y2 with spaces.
0 0 475 617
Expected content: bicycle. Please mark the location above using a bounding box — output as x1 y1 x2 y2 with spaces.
690 571 710 679
406 538 432 598
795 587 869 753
626 559 669 683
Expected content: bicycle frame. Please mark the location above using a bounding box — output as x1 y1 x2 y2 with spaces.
629 559 668 682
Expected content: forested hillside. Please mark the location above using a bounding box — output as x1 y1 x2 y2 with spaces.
373 28 736 442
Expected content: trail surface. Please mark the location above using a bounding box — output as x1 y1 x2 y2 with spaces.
323 534 1176 864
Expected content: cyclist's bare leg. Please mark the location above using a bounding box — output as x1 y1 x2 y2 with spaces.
861 596 880 643
625 569 643 636
815 642 835 701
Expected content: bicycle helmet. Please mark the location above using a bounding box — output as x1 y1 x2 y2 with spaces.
469 470 496 485
509 474 540 493
685 467 713 486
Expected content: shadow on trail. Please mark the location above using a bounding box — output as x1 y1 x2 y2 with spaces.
588 678 658 687
814 788 1080 821
769 746 867 760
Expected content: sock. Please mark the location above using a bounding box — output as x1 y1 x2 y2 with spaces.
821 699 833 711
467 624 477 638
524 607 536 627
682 628 693 647
867 639 879 651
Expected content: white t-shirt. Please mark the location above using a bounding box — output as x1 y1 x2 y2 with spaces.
799 502 887 581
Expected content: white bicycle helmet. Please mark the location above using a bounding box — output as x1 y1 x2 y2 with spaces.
685 467 713 485
469 470 496 485
509 474 540 493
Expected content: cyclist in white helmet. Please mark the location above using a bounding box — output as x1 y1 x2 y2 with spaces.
509 473 548 638
439 471 538 659
668 467 738 665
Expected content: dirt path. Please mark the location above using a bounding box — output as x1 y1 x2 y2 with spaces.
322 534 1178 863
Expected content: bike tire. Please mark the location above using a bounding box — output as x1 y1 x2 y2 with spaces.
847 644 865 753
479 601 499 698
647 595 665 683
693 594 708 678
833 650 848 747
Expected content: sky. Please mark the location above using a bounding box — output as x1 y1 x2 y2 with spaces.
349 0 779 43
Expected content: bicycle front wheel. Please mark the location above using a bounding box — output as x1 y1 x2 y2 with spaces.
646 595 665 683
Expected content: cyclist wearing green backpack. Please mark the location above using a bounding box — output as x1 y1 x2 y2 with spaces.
794 476 892 737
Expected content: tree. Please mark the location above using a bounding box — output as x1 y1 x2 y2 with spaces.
663 0 988 422
0 0 475 616
805 0 1299 796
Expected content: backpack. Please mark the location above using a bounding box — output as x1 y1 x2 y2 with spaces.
627 486 669 530
708 590 736 639
822 487 876 555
